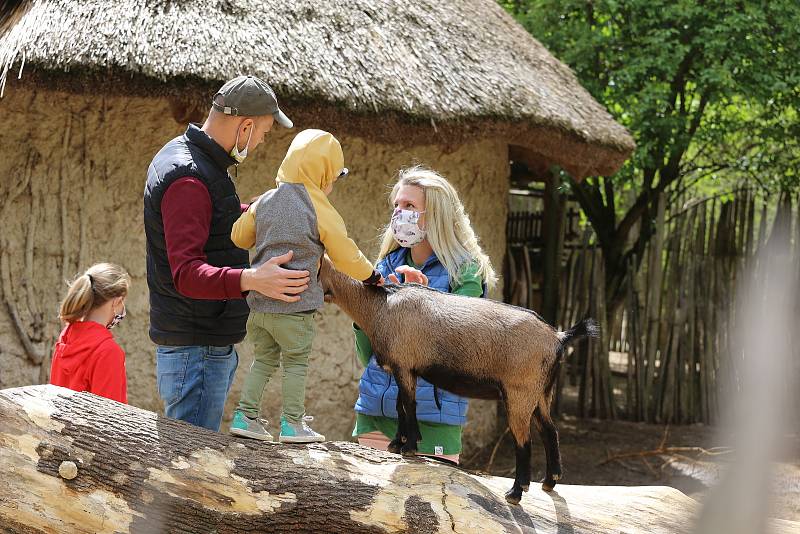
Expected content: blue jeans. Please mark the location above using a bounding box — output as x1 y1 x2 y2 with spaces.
156 345 239 432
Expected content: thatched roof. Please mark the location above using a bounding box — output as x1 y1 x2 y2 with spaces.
0 0 634 177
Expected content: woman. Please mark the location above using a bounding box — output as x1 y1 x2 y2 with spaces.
352 166 497 463
51 263 130 403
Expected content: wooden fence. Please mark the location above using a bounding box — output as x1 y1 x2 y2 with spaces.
505 189 800 424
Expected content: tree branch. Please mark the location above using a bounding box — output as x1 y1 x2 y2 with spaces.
571 178 615 249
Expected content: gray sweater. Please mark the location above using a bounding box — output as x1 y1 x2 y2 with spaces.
246 183 325 314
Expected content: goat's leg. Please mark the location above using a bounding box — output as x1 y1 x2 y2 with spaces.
533 406 562 491
391 367 420 457
387 388 408 454
504 395 535 505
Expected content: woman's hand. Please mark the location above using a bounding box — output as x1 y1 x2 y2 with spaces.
388 265 428 286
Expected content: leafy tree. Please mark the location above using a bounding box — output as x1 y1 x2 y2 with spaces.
502 0 800 319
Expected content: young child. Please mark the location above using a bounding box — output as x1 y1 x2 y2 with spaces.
50 263 130 403
229 129 382 443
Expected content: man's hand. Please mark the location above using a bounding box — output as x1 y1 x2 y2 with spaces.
387 265 428 286
240 250 310 302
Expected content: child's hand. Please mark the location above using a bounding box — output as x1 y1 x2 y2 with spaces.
362 270 383 286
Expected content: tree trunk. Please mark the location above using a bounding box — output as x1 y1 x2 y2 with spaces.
643 192 667 422
0 385 752 534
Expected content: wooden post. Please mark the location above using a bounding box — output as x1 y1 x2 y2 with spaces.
698 200 715 424
522 244 534 309
744 189 756 268
578 248 597 418
625 255 638 419
554 246 579 415
541 174 566 326
571 230 593 390
593 249 616 419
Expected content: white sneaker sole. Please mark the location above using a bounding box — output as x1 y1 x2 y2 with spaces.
230 428 273 441
279 435 326 443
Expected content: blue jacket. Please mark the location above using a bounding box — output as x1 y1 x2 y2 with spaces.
354 247 484 426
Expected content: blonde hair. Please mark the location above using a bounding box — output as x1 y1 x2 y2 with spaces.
377 166 497 289
59 263 130 323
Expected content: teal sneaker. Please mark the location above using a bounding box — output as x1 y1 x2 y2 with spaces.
229 410 273 441
279 415 325 443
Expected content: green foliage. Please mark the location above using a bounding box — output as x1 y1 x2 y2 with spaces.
501 0 800 313
503 0 799 194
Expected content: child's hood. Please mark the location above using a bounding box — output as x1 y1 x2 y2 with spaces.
276 129 344 191
54 322 114 373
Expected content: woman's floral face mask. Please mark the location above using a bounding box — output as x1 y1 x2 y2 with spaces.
390 208 426 247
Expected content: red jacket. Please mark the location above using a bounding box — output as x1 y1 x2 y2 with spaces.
50 321 127 403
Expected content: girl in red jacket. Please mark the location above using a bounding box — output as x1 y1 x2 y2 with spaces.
50 263 130 403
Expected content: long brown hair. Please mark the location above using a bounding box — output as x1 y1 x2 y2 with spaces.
59 263 130 323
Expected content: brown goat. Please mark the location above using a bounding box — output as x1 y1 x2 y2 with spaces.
320 258 598 504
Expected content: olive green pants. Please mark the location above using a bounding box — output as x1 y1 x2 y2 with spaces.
236 311 316 423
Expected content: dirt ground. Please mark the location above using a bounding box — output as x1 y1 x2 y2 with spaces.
462 413 800 524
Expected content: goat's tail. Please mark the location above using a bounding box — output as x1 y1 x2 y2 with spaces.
559 318 600 351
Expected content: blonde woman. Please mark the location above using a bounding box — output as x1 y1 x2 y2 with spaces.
50 263 130 403
352 166 497 463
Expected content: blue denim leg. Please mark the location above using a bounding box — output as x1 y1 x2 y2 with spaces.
197 345 239 431
156 345 238 432
156 345 193 421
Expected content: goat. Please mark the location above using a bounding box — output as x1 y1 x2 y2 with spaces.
320 258 599 504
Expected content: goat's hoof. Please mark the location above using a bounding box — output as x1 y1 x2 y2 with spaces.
505 487 522 505
387 439 403 454
541 478 557 492
400 443 418 457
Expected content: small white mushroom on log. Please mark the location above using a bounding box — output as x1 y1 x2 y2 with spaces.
1 385 799 534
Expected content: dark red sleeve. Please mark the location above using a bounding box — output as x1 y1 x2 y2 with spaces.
162 177 245 300
90 339 128 404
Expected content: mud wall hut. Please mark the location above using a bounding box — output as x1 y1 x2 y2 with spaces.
0 0 633 450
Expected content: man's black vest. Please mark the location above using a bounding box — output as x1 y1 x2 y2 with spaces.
144 124 249 346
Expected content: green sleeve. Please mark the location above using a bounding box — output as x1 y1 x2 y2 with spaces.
452 261 484 297
353 323 373 367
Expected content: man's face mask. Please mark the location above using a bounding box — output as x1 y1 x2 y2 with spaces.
107 304 126 330
230 122 254 163
391 208 426 247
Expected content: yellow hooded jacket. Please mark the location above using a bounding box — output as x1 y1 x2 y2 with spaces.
231 130 374 310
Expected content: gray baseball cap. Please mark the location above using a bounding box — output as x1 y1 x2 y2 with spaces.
212 75 293 128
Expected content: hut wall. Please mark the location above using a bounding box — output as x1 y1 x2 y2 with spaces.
0 89 508 452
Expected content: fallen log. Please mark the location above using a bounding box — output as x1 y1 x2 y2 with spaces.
0 385 796 534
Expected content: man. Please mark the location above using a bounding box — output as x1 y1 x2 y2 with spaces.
144 75 310 431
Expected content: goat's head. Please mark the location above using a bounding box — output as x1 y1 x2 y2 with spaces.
319 256 387 308
319 255 342 304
